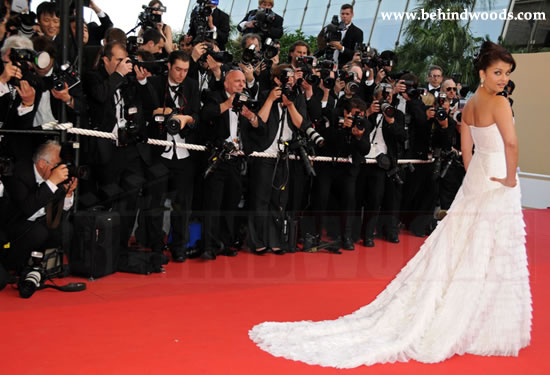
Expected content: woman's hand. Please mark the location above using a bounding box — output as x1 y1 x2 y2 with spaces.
490 176 517 187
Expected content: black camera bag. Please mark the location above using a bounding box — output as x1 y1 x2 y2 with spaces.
70 208 120 279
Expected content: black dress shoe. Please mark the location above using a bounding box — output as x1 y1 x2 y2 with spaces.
364 238 375 247
219 248 238 257
171 247 187 263
201 249 217 260
342 237 355 251
253 248 269 255
271 248 286 255
387 234 400 243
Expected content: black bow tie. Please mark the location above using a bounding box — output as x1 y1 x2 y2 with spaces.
169 84 183 96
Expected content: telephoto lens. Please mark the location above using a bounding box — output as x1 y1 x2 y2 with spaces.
165 114 182 136
380 101 395 118
305 127 325 148
18 269 42 299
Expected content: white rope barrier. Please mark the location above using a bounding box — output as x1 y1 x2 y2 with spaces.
42 122 434 164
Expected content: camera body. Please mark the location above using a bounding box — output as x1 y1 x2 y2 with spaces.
318 60 336 89
8 48 50 87
118 107 145 146
254 8 277 34
131 57 169 76
279 68 298 101
138 4 166 30
52 63 81 91
232 92 259 114
338 70 359 95
190 0 214 42
295 56 320 87
241 38 279 67
324 15 346 43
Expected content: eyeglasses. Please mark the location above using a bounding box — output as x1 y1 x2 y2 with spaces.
430 74 442 78
446 87 457 92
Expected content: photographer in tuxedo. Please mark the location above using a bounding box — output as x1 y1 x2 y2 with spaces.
0 35 37 162
356 83 405 247
238 0 283 42
187 0 230 51
140 51 199 262
303 97 372 251
199 69 262 260
319 4 363 68
83 41 150 250
247 65 307 255
1 140 76 274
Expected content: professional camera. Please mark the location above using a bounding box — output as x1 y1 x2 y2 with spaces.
8 48 50 87
154 111 195 137
118 107 146 146
338 70 359 95
204 141 236 178
279 68 298 101
356 44 379 68
64 161 91 181
18 251 46 299
324 15 346 43
287 134 316 177
199 46 233 64
433 148 463 179
351 113 367 131
452 98 468 123
305 123 325 148
434 93 448 122
127 36 143 57
386 165 404 185
0 156 14 177
318 60 336 89
295 56 320 86
190 0 214 43
52 63 80 91
241 38 278 67
379 100 395 118
130 57 169 75
232 92 260 114
241 44 262 65
138 4 166 30
5 10 36 38
254 8 277 34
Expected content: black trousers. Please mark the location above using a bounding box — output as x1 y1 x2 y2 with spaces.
439 164 465 210
1 215 72 273
95 145 145 248
140 156 195 252
202 158 243 252
304 163 359 239
247 158 289 250
355 163 387 240
400 163 437 235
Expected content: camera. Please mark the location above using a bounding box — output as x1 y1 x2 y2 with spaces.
232 92 260 114
127 36 144 57
241 44 262 65
434 93 448 122
318 60 336 89
338 70 359 95
241 38 279 68
351 113 366 131
18 251 45 299
190 0 216 42
5 9 36 38
131 57 169 76
305 125 325 148
8 48 50 87
255 8 276 33
138 4 166 30
0 156 14 177
204 141 236 178
379 100 395 118
118 107 146 146
279 68 297 101
52 63 80 91
199 46 233 64
295 56 320 87
324 15 346 43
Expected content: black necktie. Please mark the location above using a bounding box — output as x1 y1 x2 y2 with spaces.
169 85 183 107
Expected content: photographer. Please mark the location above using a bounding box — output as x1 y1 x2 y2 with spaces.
83 41 150 250
426 65 443 97
199 69 261 260
356 83 405 247
138 28 165 56
140 51 199 262
238 0 283 42
247 64 306 255
86 0 114 46
187 0 230 51
0 35 37 161
335 63 368 107
139 0 173 54
1 140 75 274
35 1 59 40
303 97 372 251
318 4 363 68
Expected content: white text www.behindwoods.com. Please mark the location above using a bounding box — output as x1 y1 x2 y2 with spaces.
380 8 547 22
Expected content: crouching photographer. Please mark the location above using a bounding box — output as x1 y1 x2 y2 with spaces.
247 65 307 255
303 97 373 251
1 141 75 285
355 83 405 247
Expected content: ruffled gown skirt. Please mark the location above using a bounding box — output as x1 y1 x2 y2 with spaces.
249 125 532 368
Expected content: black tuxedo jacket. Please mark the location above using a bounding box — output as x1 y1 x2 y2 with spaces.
142 74 201 156
200 89 265 154
188 7 231 50
367 111 406 162
83 67 148 164
3 160 66 227
238 9 284 40
338 24 363 67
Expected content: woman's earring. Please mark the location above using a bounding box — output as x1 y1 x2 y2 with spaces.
480 78 484 87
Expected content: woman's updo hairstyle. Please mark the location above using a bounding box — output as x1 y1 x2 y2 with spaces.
473 41 516 73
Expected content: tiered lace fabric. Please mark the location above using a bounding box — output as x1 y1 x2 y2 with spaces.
249 124 532 368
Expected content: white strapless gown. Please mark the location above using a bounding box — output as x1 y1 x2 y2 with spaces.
249 124 532 368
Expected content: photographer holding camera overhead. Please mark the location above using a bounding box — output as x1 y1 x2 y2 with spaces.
238 0 283 42
0 35 39 162
1 140 76 275
139 51 199 262
84 41 151 251
139 0 173 55
318 4 363 68
187 0 230 51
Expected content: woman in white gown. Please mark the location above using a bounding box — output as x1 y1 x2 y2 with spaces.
249 41 532 368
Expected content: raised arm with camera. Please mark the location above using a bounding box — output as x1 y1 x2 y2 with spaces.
238 0 283 41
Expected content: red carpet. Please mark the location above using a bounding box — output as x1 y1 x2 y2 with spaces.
1 209 549 375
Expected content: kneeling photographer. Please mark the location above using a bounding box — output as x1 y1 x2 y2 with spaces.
140 51 199 262
1 140 76 278
247 65 307 255
303 97 373 252
199 69 261 260
355 83 405 247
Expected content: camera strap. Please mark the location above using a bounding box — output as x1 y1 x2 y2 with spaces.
370 114 384 146
45 199 64 229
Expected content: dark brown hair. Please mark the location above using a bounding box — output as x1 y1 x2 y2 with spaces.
474 41 516 73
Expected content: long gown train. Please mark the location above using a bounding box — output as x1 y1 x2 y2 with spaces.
249 124 532 368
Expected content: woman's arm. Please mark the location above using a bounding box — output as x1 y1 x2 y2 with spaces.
491 96 518 187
